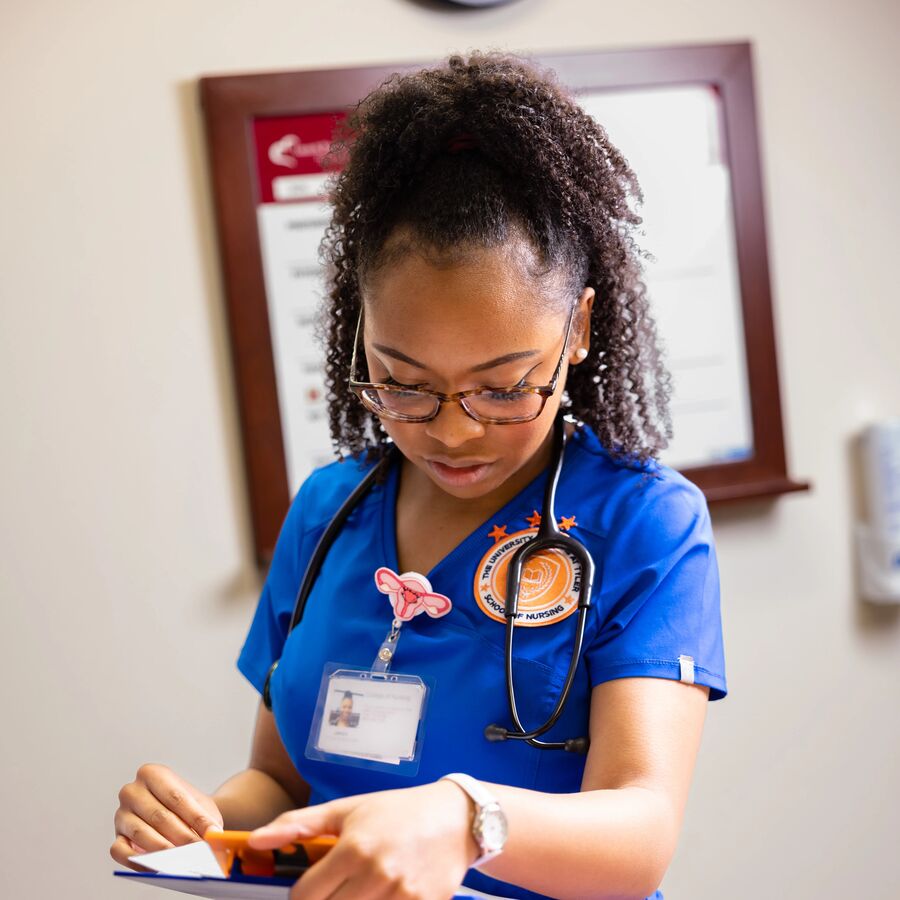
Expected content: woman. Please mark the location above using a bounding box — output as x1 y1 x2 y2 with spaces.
333 692 355 728
112 51 727 900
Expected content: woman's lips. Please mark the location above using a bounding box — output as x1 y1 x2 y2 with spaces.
426 458 495 487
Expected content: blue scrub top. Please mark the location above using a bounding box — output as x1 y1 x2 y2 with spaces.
238 424 727 900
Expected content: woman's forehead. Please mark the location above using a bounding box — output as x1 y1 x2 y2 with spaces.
362 244 568 341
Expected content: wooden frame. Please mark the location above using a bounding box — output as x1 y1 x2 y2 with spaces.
199 43 808 565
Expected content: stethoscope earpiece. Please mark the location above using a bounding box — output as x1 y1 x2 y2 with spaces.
484 723 590 754
563 736 590 755
484 723 509 742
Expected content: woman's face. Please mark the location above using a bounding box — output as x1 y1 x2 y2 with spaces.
360 236 593 504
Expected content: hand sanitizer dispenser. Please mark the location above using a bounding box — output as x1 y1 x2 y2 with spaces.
856 419 900 603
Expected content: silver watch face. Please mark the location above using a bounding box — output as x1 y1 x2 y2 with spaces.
476 804 509 851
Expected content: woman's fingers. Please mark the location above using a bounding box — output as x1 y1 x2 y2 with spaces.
290 832 424 900
139 764 223 838
109 835 158 872
112 763 224 877
110 835 145 869
288 839 371 900
114 809 175 855
250 797 352 849
249 803 352 899
121 781 201 846
293 873 382 900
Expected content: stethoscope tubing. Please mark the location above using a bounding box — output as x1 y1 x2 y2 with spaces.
492 415 594 752
263 446 398 708
263 414 593 754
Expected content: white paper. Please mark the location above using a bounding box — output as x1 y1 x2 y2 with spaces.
576 85 754 469
256 197 335 494
128 840 226 877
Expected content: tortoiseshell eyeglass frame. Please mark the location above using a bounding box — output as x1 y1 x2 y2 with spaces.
348 301 577 425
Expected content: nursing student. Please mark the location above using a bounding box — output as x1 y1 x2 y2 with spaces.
112 52 727 900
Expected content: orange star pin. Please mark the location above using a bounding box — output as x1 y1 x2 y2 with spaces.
488 524 508 542
559 515 577 531
526 510 542 528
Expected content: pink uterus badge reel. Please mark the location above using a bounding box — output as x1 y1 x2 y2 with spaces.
372 567 452 672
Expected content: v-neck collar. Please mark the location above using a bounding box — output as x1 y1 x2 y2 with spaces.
379 447 565 584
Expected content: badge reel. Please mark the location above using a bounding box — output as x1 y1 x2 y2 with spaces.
305 568 451 776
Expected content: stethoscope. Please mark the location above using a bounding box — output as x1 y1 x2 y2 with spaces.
263 413 595 754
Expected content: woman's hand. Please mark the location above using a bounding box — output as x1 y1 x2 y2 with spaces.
111 763 224 870
249 780 479 899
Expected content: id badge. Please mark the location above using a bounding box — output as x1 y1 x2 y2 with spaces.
305 662 431 776
304 567 449 776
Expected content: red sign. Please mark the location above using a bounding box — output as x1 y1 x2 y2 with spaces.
253 112 348 204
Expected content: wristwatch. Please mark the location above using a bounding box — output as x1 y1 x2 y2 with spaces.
440 772 509 868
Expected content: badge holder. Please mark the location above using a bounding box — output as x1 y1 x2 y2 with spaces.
305 615 433 777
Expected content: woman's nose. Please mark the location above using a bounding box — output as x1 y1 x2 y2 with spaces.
424 400 486 448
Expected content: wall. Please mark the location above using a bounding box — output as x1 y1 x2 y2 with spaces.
1 1 898 897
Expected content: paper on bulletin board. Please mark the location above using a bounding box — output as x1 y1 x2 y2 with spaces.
576 85 754 470
252 86 754 495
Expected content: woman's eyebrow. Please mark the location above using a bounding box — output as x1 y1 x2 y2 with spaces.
372 344 540 373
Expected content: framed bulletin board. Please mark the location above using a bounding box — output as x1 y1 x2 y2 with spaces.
199 42 808 565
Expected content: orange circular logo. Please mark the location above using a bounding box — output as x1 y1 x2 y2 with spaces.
473 529 581 627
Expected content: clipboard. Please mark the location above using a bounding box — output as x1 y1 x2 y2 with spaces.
114 830 329 899
114 872 512 900
113 830 514 899
115 870 295 899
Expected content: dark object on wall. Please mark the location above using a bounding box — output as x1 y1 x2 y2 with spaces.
439 0 522 6
199 44 809 566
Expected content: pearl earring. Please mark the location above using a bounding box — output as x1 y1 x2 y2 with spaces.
574 347 588 361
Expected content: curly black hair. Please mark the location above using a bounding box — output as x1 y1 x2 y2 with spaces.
318 50 672 465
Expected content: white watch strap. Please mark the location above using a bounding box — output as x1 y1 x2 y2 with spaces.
440 773 506 868
441 772 497 808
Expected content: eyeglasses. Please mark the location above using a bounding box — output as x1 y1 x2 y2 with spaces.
348 302 576 425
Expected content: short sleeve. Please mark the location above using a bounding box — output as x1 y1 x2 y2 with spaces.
583 475 728 700
236 478 318 695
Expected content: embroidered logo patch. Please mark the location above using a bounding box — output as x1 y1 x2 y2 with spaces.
473 525 581 627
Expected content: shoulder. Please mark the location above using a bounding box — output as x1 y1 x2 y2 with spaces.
567 423 710 542
284 452 382 538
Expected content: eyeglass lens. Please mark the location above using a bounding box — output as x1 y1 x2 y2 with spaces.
361 387 544 422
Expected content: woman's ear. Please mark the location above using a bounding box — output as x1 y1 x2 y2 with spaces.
569 286 595 365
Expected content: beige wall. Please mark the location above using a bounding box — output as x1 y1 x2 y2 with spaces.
1 1 898 898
